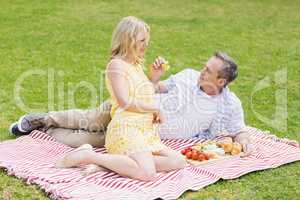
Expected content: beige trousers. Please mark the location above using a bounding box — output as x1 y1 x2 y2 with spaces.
45 100 112 148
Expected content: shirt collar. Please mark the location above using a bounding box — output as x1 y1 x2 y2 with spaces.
196 84 229 99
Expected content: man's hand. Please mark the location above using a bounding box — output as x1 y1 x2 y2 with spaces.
149 57 168 84
240 143 255 157
233 131 254 157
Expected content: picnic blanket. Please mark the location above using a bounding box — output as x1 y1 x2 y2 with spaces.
0 126 299 200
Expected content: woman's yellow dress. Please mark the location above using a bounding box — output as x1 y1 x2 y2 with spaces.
105 61 166 155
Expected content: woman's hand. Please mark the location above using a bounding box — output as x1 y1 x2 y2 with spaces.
153 110 166 124
149 57 168 84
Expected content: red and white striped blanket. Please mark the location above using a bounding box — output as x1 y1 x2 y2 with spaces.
0 127 299 200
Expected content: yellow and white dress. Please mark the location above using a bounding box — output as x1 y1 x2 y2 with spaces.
105 61 165 155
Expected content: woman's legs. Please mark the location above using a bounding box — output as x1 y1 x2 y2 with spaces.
78 147 188 176
153 147 187 172
55 144 157 181
55 145 187 181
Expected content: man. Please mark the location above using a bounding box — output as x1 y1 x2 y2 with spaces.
9 51 253 155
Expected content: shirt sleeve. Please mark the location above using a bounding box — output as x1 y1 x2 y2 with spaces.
209 93 246 137
226 100 246 135
161 68 198 91
161 75 176 91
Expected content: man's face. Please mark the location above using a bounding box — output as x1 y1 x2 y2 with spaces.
198 56 226 93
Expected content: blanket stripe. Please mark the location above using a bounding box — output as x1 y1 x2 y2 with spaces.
0 126 299 200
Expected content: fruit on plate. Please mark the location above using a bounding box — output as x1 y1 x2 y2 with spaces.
203 151 219 159
202 143 225 156
191 144 203 151
185 151 193 159
191 151 199 160
180 138 244 162
202 144 218 151
197 153 206 161
193 140 217 151
181 147 209 161
212 148 225 156
181 147 192 155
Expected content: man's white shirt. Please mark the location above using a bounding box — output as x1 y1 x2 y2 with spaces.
155 68 245 139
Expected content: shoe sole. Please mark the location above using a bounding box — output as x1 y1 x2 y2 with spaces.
9 122 18 134
17 115 28 133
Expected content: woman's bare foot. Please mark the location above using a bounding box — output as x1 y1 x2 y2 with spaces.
55 144 94 168
81 164 110 176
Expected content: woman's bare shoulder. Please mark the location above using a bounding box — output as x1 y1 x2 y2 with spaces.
107 58 127 69
106 58 128 76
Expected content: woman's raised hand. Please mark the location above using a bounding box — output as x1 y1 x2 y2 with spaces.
149 56 168 83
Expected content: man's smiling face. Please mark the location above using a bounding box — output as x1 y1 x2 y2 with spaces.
198 56 226 95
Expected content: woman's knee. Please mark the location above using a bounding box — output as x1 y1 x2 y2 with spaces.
161 149 187 169
129 151 157 181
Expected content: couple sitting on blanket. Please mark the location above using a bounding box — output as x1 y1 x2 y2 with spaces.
10 16 253 181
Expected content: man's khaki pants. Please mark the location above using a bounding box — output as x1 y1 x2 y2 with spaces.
44 100 112 148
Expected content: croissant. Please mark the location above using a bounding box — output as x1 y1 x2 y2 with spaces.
222 143 233 153
217 137 233 153
231 142 243 155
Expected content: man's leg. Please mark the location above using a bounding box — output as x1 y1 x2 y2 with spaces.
13 100 112 134
47 127 106 148
46 100 111 132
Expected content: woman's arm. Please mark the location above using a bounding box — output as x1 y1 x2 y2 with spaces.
152 81 169 93
149 57 169 93
107 60 159 113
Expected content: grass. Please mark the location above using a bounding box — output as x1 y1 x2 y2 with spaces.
0 0 299 199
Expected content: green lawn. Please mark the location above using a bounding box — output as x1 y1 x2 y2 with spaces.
0 0 299 199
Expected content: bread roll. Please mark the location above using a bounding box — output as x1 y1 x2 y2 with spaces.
220 142 233 153
217 137 233 153
231 142 243 155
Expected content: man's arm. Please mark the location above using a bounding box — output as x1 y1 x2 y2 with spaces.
211 93 254 156
233 130 254 157
228 99 254 156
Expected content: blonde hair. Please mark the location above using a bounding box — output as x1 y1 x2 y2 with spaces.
110 16 150 65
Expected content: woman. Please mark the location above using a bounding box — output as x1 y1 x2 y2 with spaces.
56 16 186 181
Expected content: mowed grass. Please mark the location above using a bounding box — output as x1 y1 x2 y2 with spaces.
0 0 299 199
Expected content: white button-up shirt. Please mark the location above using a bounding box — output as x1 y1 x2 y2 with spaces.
155 68 245 139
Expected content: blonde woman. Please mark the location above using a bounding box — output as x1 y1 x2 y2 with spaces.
56 16 187 181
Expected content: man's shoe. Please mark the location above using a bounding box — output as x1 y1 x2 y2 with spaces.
17 113 47 132
9 122 30 136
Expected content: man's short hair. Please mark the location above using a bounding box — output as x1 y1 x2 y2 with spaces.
215 51 238 86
